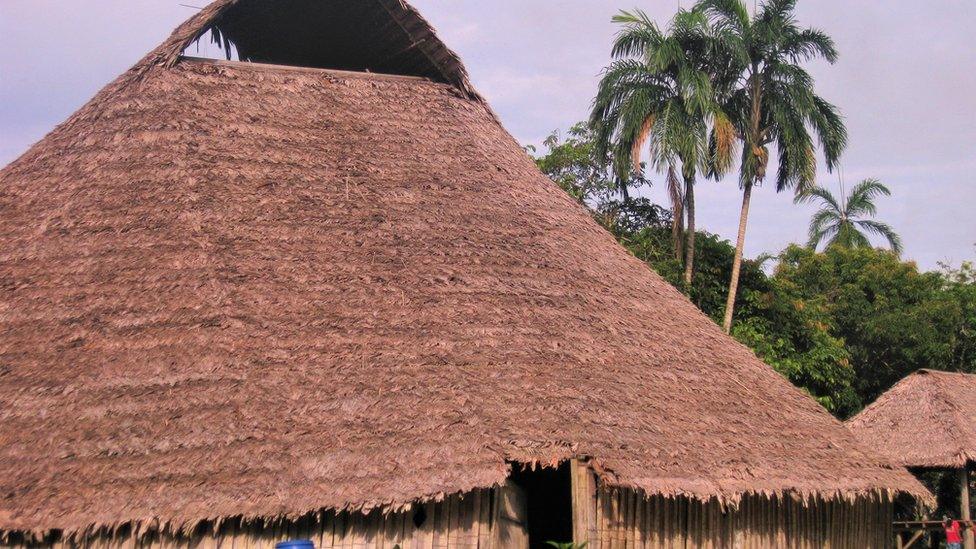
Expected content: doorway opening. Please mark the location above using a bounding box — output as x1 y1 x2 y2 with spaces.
509 461 574 548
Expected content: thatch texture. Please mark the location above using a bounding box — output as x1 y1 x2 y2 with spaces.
0 0 925 539
848 369 976 468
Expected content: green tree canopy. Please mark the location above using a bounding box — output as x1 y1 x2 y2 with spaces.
529 123 667 235
756 246 976 409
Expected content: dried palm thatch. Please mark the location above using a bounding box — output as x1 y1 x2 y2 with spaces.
848 369 976 469
0 0 926 541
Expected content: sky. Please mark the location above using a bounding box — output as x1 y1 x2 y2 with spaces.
1 1 974 269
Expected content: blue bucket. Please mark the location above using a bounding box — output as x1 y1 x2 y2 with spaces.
276 541 314 549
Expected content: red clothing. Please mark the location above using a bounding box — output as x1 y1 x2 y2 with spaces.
946 520 963 543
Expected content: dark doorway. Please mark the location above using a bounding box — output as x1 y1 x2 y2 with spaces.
509 462 573 548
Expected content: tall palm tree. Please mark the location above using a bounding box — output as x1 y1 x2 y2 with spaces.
797 179 902 253
590 9 735 288
694 0 848 332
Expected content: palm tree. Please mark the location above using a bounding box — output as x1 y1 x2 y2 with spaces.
797 179 902 253
694 0 848 333
590 9 735 288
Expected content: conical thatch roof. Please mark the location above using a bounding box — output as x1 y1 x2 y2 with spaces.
848 369 976 469
0 0 925 538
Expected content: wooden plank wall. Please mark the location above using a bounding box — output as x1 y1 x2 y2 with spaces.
591 487 894 549
2 468 896 549
570 458 598 547
490 481 527 549
5 489 498 549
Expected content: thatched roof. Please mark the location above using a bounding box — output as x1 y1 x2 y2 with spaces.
848 369 976 469
0 0 925 538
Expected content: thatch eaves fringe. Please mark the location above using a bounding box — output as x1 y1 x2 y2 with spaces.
0 471 928 545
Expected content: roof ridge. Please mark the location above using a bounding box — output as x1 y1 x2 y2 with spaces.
178 56 443 84
917 368 974 377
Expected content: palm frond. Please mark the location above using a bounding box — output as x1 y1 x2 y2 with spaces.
806 95 847 170
710 109 737 176
781 27 838 63
696 0 751 35
758 0 798 24
856 219 903 254
593 6 724 196
810 220 840 251
830 221 871 250
769 97 815 191
590 61 670 160
807 207 840 249
794 185 841 212
611 10 665 59
844 178 890 217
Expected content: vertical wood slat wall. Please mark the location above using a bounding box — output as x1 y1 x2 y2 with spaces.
7 489 497 549
570 459 894 549
590 489 893 549
5 465 896 549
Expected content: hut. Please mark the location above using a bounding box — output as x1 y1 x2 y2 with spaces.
0 0 926 547
848 369 975 548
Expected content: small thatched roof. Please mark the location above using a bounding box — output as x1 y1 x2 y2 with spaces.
0 0 926 539
848 369 976 469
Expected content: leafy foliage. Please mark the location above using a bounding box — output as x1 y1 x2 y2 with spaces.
529 123 650 207
695 0 847 191
731 248 859 415
531 123 637 206
532 123 975 421
755 246 976 410
623 227 765 318
796 179 902 253
590 8 726 184
529 123 666 234
689 0 848 333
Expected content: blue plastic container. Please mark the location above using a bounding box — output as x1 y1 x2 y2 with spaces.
276 541 314 549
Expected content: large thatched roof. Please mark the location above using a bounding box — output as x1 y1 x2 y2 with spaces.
0 0 925 538
848 369 976 469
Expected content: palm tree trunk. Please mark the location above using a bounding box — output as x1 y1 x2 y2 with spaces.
673 210 685 262
723 69 764 334
722 181 752 333
668 165 685 262
682 174 696 288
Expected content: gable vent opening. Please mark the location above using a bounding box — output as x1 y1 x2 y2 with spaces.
180 0 460 84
